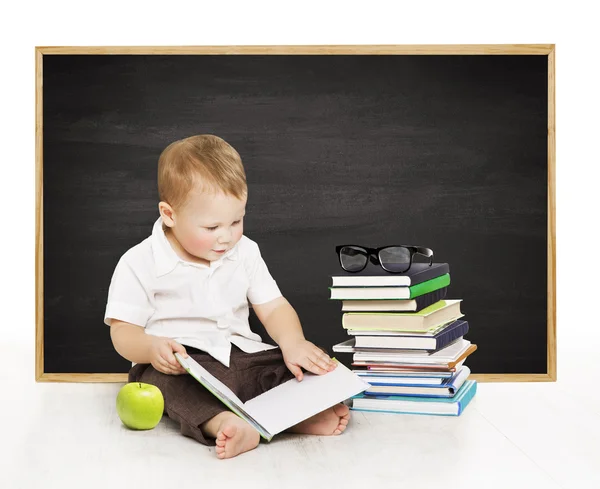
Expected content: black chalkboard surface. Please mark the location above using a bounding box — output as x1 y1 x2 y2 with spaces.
38 49 553 380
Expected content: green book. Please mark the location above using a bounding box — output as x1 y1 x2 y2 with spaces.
329 273 450 300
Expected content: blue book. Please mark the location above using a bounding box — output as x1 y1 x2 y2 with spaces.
351 380 477 416
363 366 471 397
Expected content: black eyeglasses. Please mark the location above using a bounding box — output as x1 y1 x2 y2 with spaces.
336 245 434 274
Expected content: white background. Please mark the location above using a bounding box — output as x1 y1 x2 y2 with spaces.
1 0 598 382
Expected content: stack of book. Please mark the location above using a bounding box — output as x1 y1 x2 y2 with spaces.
331 261 477 416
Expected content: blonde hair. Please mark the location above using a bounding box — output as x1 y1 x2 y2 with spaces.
157 134 247 210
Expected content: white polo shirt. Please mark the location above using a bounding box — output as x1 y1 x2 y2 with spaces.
104 217 282 367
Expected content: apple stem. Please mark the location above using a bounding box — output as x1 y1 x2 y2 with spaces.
139 382 141 388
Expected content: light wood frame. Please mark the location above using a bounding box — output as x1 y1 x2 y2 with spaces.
35 44 556 382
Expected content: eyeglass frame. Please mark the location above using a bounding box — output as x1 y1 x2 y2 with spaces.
335 244 434 274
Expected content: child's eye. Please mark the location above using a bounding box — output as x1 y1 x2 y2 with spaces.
205 226 218 231
232 220 241 226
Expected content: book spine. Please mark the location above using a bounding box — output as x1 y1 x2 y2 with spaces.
435 321 469 349
409 274 451 298
457 381 477 415
445 366 471 394
409 263 450 286
414 287 448 311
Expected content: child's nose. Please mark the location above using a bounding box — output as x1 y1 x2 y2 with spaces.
218 228 232 243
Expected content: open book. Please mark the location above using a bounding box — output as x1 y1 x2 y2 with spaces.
174 352 369 441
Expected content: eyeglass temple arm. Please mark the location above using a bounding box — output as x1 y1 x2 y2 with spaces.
415 247 434 266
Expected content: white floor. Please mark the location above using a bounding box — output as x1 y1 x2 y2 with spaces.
2 343 599 489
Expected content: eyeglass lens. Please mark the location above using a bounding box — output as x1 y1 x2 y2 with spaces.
339 246 368 272
379 246 411 272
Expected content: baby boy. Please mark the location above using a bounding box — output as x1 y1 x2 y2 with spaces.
104 134 350 459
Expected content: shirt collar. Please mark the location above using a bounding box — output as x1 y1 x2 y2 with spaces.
151 217 239 277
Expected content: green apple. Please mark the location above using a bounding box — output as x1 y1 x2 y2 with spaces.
116 382 164 430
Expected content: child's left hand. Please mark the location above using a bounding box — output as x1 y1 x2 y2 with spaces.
279 338 338 381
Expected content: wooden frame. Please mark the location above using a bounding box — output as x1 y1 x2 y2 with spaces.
35 44 556 382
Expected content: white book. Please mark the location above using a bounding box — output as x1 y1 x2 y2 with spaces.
175 353 369 441
330 287 413 300
353 370 454 380
333 276 413 287
331 263 449 287
333 338 441 354
342 299 420 311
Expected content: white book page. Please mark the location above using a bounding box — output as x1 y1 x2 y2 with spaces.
244 361 369 436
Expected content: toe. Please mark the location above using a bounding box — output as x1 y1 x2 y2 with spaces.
339 417 349 426
216 438 226 447
333 429 342 435
221 424 238 439
333 403 350 417
338 423 347 433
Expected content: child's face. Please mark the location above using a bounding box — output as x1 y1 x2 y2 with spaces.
164 187 246 264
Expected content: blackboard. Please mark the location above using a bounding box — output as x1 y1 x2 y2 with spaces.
36 46 555 381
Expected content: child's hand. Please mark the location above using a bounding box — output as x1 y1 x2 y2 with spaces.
149 336 188 375
279 338 337 381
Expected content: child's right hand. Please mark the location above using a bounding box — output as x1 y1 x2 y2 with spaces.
149 336 189 375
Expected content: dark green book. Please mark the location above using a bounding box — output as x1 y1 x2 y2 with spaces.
329 274 450 300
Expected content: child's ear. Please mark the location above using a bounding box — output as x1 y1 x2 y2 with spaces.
158 202 176 228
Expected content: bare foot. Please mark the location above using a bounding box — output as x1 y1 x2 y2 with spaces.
203 412 260 459
288 403 351 436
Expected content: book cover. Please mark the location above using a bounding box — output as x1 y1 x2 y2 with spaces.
342 299 463 332
331 262 450 287
351 379 477 416
341 287 448 312
175 353 369 441
329 274 451 300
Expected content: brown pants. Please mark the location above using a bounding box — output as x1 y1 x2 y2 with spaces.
128 345 295 446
